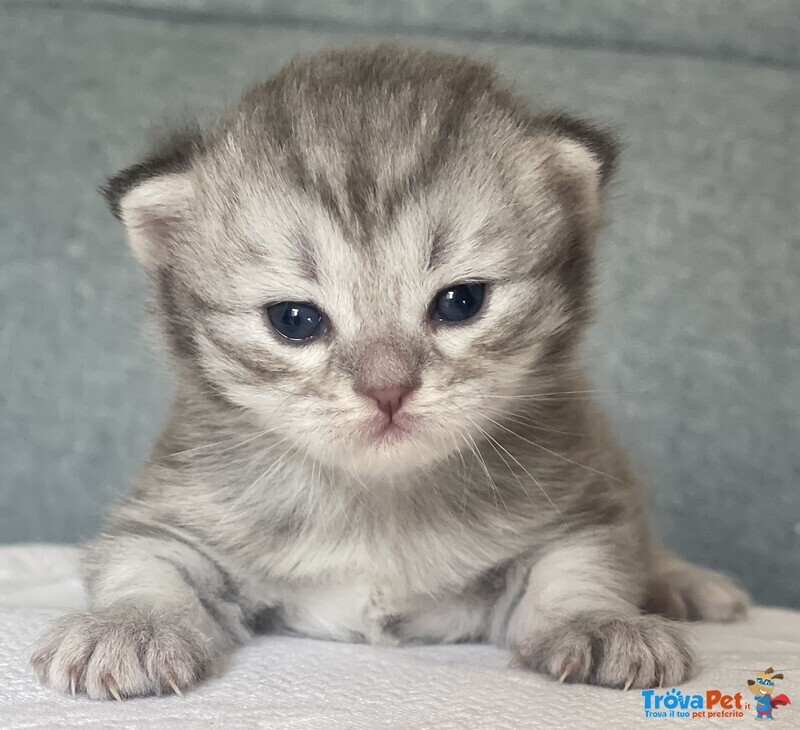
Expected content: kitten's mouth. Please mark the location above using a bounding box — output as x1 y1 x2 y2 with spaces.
373 421 408 445
365 414 418 446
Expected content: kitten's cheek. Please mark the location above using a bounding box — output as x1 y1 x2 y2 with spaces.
434 331 474 360
432 318 502 363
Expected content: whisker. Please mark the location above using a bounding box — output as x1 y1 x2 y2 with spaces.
468 416 570 530
453 431 471 483
463 429 509 515
452 430 474 515
481 389 646 401
168 395 293 470
164 427 273 459
479 406 584 437
347 455 377 500
481 414 627 486
212 437 294 528
308 449 329 541
470 418 530 513
329 475 354 530
182 426 283 465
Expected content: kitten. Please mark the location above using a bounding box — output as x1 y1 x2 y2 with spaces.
32 46 748 700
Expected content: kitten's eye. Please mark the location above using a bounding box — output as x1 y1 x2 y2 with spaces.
432 283 486 323
266 302 326 341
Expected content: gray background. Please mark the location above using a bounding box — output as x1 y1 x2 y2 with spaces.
1 1 798 607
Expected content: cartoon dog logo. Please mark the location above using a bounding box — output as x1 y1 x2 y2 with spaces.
747 667 791 720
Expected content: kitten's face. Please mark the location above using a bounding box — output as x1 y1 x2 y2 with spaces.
108 48 614 477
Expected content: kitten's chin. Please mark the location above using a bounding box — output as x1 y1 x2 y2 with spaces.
323 421 455 477
345 443 446 476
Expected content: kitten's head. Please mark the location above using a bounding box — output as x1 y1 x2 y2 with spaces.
103 47 617 476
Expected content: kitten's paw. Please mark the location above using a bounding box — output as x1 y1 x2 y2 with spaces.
645 559 749 623
31 605 215 699
512 613 695 689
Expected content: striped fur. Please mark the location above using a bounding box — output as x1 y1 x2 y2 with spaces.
33 47 747 700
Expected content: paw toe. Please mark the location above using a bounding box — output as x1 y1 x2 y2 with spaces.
516 613 695 689
513 624 592 683
685 579 749 622
647 560 750 623
31 607 213 700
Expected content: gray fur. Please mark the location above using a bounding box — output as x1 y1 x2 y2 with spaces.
32 605 218 699
33 46 748 699
513 612 695 689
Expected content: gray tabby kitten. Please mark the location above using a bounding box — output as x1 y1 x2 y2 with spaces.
32 47 748 700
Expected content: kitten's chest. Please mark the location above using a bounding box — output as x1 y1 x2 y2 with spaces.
271 576 407 644
250 505 521 588
244 508 523 643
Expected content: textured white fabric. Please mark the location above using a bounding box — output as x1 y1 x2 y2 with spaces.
0 545 798 729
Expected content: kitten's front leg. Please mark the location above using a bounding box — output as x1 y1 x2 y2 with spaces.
496 539 695 689
31 527 255 699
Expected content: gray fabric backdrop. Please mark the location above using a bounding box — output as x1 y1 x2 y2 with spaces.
1 1 798 607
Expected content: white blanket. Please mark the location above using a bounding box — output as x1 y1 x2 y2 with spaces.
1 545 797 728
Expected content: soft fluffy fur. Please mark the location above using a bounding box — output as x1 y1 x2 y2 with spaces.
32 46 748 700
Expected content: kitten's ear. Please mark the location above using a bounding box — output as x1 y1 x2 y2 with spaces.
104 173 194 271
537 113 620 230
100 126 200 271
540 113 619 188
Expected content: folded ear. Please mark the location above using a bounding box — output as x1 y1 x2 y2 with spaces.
537 113 620 231
540 112 619 187
100 125 200 271
108 173 195 271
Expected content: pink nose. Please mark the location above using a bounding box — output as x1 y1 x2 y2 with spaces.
364 385 416 416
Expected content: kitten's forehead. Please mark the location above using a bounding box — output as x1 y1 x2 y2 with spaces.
175 47 599 318
193 125 557 301
192 153 536 328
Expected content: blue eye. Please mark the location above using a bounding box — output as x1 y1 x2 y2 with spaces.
432 283 486 323
266 302 325 341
